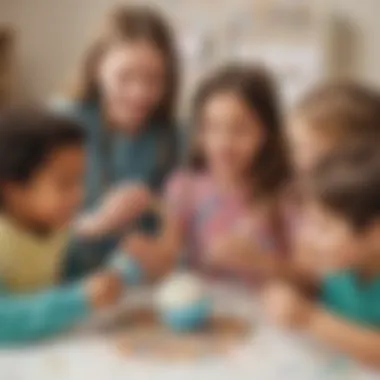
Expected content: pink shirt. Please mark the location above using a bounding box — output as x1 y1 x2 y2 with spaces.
165 171 286 279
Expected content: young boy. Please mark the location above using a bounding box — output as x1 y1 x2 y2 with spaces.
286 81 380 176
0 109 124 343
264 142 380 368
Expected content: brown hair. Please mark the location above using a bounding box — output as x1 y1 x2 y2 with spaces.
0 108 85 185
189 64 290 196
294 82 380 143
307 141 380 231
70 5 179 125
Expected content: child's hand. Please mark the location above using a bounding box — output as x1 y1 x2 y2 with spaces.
100 182 152 218
207 234 256 272
262 281 315 329
206 216 273 274
86 272 124 310
123 233 174 279
126 232 154 257
77 183 152 237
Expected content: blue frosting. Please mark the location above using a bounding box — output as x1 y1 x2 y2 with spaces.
160 297 212 332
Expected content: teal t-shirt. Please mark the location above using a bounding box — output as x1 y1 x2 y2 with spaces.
0 281 89 344
321 270 380 327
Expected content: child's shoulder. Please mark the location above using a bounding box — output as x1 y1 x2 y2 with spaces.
0 216 17 235
321 270 380 325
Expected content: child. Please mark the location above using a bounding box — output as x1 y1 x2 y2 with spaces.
208 82 380 280
125 65 290 281
263 142 380 368
286 82 380 176
55 5 180 280
0 109 123 343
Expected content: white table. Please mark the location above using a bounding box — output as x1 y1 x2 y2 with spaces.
0 284 378 380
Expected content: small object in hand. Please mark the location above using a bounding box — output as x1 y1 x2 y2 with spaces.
155 272 212 332
86 272 124 310
109 251 143 286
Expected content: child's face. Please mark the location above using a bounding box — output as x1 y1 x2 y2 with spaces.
299 200 370 274
5 145 85 230
198 92 265 182
286 116 337 176
98 41 166 131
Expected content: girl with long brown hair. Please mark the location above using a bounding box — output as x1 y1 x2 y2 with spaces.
125 64 290 281
57 5 180 280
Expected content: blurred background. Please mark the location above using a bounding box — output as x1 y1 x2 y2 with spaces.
1 0 380 111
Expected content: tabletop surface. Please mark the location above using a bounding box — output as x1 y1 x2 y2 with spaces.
0 284 378 380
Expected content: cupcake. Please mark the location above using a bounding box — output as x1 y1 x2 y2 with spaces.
155 273 212 332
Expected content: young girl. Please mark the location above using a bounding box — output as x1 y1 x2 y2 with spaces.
0 109 123 343
125 65 290 281
208 82 380 281
264 142 380 368
230 82 380 366
54 5 180 280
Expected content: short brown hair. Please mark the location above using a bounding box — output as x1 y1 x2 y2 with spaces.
189 64 290 197
307 142 380 231
69 5 179 126
294 82 380 143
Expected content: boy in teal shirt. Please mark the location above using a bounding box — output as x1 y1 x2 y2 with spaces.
0 110 124 343
264 143 380 369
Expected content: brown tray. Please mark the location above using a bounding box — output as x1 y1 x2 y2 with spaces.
113 308 253 361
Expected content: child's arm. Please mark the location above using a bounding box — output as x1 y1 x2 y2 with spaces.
0 282 88 343
207 231 318 292
62 184 152 282
0 272 122 343
75 183 152 238
256 252 319 291
120 171 191 280
263 282 380 369
308 308 380 368
207 201 319 290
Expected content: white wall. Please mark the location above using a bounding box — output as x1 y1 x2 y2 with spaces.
331 0 380 86
1 0 113 102
1 0 380 103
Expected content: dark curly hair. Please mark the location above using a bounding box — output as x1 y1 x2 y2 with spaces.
0 108 85 185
